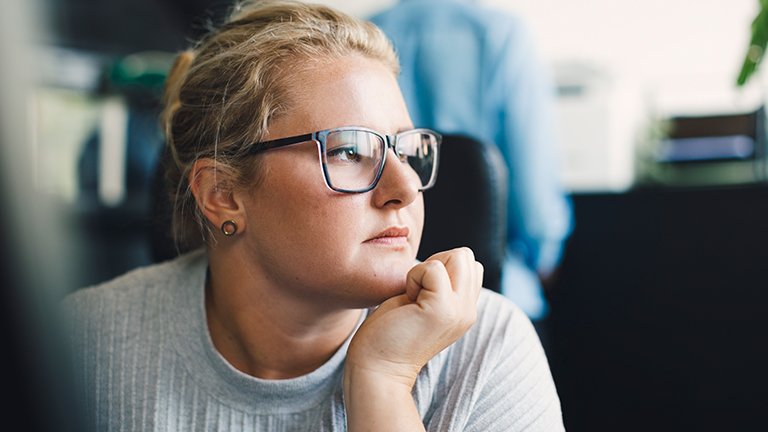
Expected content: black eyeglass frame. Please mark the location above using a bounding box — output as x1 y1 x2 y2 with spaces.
243 126 442 194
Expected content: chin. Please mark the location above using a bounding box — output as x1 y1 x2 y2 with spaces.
330 266 406 309
362 265 410 302
318 253 415 308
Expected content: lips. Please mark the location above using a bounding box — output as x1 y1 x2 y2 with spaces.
365 226 410 246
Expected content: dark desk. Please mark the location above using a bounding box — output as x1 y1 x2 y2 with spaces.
547 185 768 432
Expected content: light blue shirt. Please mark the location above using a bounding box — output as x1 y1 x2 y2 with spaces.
371 0 573 319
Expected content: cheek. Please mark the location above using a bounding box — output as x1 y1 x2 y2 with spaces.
251 177 368 258
297 198 366 247
410 194 425 244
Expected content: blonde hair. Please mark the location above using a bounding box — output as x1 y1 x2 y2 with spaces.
160 0 399 248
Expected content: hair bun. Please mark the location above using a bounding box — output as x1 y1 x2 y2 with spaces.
161 50 196 136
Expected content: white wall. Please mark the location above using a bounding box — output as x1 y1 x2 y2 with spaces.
490 0 762 115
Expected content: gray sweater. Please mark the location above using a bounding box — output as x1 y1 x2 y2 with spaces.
62 250 564 431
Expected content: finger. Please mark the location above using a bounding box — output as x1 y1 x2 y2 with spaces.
453 253 482 306
427 247 476 294
473 261 484 302
405 260 451 302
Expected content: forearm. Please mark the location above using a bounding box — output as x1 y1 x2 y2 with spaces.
343 366 425 432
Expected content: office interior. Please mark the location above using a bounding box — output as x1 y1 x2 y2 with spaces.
1 0 766 430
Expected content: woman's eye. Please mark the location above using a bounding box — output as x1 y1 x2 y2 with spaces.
327 145 362 163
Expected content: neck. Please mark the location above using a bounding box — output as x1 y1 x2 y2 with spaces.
205 249 362 380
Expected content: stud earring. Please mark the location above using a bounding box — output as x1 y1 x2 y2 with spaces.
221 220 238 236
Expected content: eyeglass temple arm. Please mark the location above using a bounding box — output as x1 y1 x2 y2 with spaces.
242 132 316 156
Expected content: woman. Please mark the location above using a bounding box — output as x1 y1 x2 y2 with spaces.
62 1 564 430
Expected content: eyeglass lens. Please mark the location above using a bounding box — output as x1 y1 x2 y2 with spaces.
322 130 438 192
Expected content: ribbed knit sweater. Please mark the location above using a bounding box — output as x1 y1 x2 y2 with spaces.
62 250 564 431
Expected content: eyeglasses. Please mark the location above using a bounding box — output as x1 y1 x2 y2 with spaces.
243 127 441 194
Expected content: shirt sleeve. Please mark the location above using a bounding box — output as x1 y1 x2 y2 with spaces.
491 17 573 275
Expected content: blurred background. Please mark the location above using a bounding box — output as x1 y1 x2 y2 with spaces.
2 0 766 431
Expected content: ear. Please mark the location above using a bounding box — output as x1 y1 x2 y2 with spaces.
189 158 247 236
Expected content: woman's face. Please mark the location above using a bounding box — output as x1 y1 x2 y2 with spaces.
240 55 424 309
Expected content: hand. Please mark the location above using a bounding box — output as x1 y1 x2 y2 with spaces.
345 247 484 388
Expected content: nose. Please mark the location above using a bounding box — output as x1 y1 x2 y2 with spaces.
371 147 420 209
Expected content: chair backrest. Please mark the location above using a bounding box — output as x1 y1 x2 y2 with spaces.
417 134 508 293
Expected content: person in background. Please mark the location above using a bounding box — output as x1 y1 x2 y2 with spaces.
61 1 565 430
371 0 573 322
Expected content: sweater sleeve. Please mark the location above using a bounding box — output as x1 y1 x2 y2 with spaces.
465 292 565 431
421 290 565 432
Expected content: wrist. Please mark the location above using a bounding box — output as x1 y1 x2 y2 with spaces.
344 336 426 390
343 362 417 397
343 365 424 432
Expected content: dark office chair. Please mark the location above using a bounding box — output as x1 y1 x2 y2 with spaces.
151 134 508 292
417 134 508 293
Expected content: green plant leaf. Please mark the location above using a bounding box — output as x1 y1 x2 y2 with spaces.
737 2 768 86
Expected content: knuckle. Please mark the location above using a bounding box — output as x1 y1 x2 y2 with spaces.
475 261 484 274
423 259 446 272
456 247 475 260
